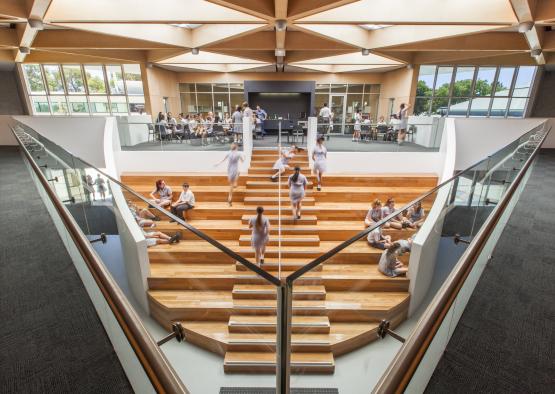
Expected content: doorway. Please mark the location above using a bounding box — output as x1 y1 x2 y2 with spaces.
330 94 346 134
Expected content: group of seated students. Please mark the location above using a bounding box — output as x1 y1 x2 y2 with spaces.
155 111 230 144
364 197 426 278
148 179 196 223
127 200 180 247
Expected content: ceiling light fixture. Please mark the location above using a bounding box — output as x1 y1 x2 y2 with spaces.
361 48 370 56
191 48 200 55
18 47 30 55
361 24 392 30
28 19 44 30
518 21 534 33
275 20 287 32
275 48 286 57
530 48 542 57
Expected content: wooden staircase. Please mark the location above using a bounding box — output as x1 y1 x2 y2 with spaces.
121 147 437 374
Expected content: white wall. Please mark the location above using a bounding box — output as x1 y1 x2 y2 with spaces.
13 116 108 168
0 115 17 145
407 118 457 316
326 152 442 175
454 118 548 169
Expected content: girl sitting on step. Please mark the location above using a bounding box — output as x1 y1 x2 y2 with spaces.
378 242 408 277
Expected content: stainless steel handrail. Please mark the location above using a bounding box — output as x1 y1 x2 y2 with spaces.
287 125 544 283
13 123 281 287
372 126 550 393
12 127 189 394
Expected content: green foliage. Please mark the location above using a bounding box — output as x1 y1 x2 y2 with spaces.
64 67 85 92
24 65 45 93
86 72 106 93
124 72 142 81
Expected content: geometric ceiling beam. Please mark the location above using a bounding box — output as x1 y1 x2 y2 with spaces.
510 0 546 65
44 0 264 23
367 25 505 49
0 0 28 19
156 62 269 72
371 50 414 64
15 0 53 62
297 0 518 24
287 0 359 20
51 23 192 47
211 49 277 63
285 49 355 63
295 24 368 49
274 0 288 67
0 49 15 61
191 23 266 47
206 0 274 20
146 49 190 62
541 31 555 51
292 51 402 65
158 50 266 64
284 31 354 51
33 30 176 49
382 32 529 51
413 50 524 64
289 63 401 73
205 31 276 50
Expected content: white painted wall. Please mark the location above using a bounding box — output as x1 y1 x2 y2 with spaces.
407 118 457 316
326 152 442 175
0 115 17 145
13 116 108 168
454 118 547 169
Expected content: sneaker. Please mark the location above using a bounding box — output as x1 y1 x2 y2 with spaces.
153 216 161 221
317 185 321 191
260 259 264 265
148 204 154 208
169 234 180 244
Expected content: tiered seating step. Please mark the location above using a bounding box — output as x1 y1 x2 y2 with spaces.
238 234 320 247
232 284 326 300
223 351 334 373
228 315 331 333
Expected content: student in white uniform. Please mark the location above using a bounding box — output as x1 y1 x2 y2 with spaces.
170 182 195 222
270 145 299 181
319 103 331 136
353 109 362 142
367 226 393 250
312 136 327 191
215 143 244 206
398 103 411 145
378 242 408 277
149 179 173 208
249 206 270 265
288 167 308 220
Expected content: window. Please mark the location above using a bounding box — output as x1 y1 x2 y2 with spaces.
43 65 65 94
414 65 536 118
123 64 143 95
106 65 125 95
62 65 86 94
84 65 107 94
23 64 46 94
22 63 144 116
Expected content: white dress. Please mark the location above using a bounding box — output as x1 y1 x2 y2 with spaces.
272 148 294 171
288 173 307 204
226 150 242 182
249 216 270 252
312 144 327 173
354 113 362 132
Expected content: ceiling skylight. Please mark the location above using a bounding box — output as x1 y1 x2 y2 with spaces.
360 24 392 30
170 23 202 29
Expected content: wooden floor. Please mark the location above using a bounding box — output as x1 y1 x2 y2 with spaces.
121 148 437 374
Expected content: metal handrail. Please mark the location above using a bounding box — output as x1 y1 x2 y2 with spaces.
11 127 189 394
13 123 281 287
286 124 546 284
372 126 550 393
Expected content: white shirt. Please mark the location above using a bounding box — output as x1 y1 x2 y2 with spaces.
178 189 195 206
243 107 253 119
319 106 331 118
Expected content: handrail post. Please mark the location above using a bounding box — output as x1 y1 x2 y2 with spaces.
276 281 292 394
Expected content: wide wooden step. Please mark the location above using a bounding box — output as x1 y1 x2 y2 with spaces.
238 234 320 247
244 196 315 206
232 284 326 300
228 315 331 333
121 172 245 186
249 166 311 175
223 351 334 373
245 188 314 197
251 159 309 166
234 259 321 272
246 180 314 189
241 214 318 225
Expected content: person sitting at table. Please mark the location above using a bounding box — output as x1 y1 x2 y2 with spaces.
149 179 172 208
143 228 180 247
389 114 400 142
367 226 393 250
167 112 177 129
170 182 195 222
223 112 232 134
376 116 388 140
156 112 164 123
188 114 198 136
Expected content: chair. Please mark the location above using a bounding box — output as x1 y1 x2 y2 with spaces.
407 125 417 143
158 124 170 142
173 124 184 143
212 124 226 144
376 124 389 141
360 124 371 142
147 123 156 143
292 124 305 144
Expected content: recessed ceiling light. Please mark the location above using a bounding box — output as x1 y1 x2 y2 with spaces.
361 24 392 30
170 23 202 29
275 20 287 32
191 48 199 55
361 48 370 56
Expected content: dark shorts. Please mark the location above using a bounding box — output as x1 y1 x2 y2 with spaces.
371 241 387 250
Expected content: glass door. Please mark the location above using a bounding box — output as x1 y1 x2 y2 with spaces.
330 94 346 134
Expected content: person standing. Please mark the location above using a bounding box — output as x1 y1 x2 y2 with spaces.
319 103 331 136
398 103 411 145
312 136 327 191
95 174 107 200
232 105 243 143
353 109 362 142
249 206 270 265
216 143 244 206
288 166 307 220
242 101 253 135
255 105 267 137
170 182 195 222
